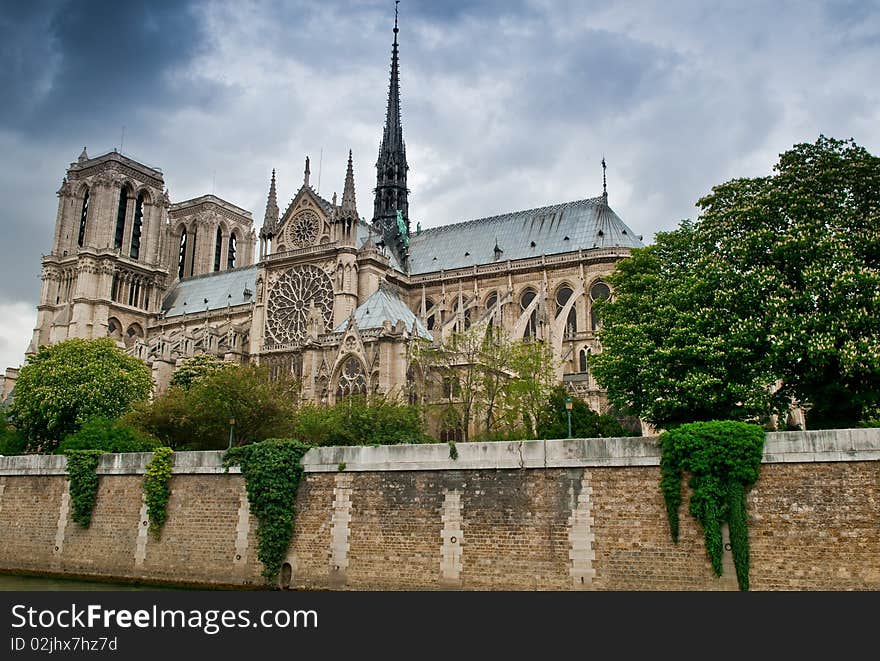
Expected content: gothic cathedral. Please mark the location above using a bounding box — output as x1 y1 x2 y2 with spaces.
16 17 645 435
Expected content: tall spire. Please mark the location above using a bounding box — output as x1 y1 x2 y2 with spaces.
372 1 410 269
342 150 358 215
601 156 608 204
381 1 404 155
260 169 279 238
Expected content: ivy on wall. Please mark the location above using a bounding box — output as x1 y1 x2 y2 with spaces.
223 439 312 583
659 420 765 591
143 447 174 540
64 450 104 527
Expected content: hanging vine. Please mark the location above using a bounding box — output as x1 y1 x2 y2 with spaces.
143 447 174 540
223 439 312 583
64 450 105 527
659 420 764 591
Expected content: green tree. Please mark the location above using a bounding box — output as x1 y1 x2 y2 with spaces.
591 225 782 429
535 387 634 439
130 363 299 450
8 338 152 452
169 354 227 390
593 136 880 429
695 136 880 428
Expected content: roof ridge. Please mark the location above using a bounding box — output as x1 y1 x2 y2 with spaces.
177 264 258 283
413 196 606 237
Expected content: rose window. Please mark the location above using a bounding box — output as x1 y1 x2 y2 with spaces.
265 265 334 345
285 210 320 249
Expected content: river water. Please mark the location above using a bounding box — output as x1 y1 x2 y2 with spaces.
0 574 188 591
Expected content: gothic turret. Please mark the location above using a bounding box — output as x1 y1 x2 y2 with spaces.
372 5 410 269
259 169 279 258
334 151 358 247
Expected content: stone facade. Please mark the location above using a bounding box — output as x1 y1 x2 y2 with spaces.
0 429 876 590
17 19 644 432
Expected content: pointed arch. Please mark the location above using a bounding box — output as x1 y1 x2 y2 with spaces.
114 184 133 250
227 230 239 269
333 354 367 401
214 225 224 272
77 186 90 248
129 191 146 259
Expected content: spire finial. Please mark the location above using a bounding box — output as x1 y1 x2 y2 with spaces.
261 168 280 238
394 1 399 41
601 156 607 203
342 149 357 214
78 146 89 163
304 156 311 187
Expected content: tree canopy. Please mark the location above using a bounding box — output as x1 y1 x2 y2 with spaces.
130 363 299 450
592 136 880 429
8 338 153 452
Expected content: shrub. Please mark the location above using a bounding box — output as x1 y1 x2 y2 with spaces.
58 417 161 454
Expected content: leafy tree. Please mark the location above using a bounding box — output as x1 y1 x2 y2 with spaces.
593 136 880 429
413 327 558 440
169 354 227 390
591 225 783 429
57 416 161 453
535 387 635 439
695 136 880 428
131 364 299 450
8 338 153 452
0 418 27 455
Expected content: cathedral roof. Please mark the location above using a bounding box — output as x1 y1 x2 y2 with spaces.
161 266 258 318
407 196 644 274
333 284 431 339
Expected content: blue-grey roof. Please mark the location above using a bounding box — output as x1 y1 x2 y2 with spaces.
407 196 643 274
162 266 258 317
334 285 432 339
355 219 403 271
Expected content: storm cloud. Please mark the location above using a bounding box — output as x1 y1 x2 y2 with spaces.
1 0 878 369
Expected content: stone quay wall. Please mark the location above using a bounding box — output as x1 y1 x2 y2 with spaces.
0 429 877 590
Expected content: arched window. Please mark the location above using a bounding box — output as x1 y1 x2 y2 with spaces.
425 297 436 330
335 356 367 399
114 188 128 250
590 282 611 331
520 289 538 340
111 273 120 301
227 233 237 269
77 189 90 247
129 193 144 260
485 292 499 328
177 229 188 279
556 286 578 337
214 226 223 272
579 348 590 374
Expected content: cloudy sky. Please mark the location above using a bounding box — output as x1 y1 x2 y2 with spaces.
1 0 878 371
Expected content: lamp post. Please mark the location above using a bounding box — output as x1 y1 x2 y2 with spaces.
565 397 573 439
228 418 236 450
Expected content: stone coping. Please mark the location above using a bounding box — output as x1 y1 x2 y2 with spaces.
0 428 877 476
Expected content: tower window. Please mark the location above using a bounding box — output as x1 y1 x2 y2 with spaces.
590 282 611 331
129 193 144 260
114 188 128 250
227 233 237 269
178 229 187 279
77 189 90 247
214 226 223 272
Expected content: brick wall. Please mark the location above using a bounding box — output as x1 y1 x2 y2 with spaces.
0 431 877 590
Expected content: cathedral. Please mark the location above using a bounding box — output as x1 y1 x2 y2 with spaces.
8 16 644 434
